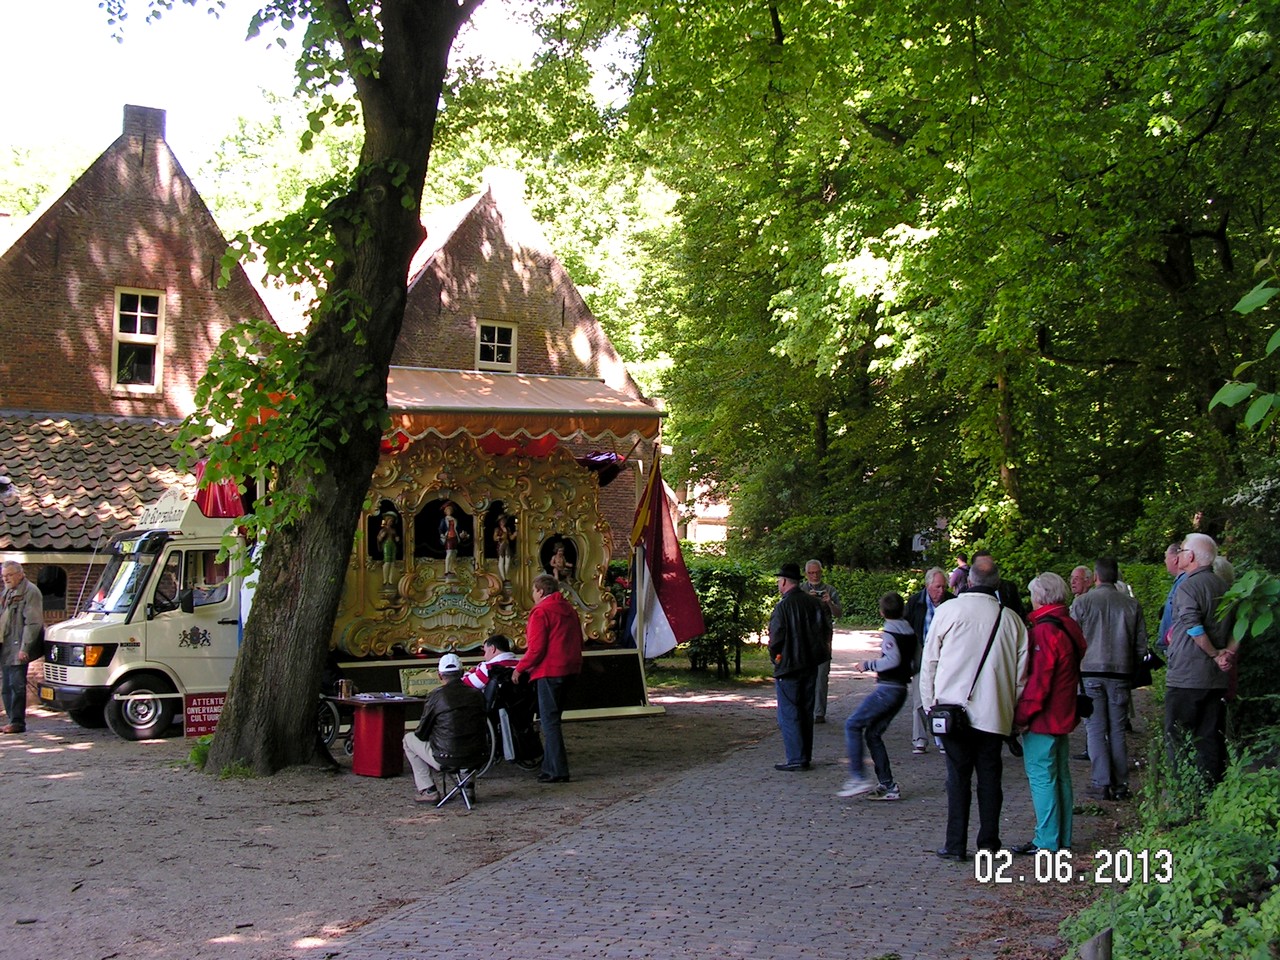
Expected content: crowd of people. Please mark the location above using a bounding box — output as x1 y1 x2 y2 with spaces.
767 536 1236 860
402 572 584 803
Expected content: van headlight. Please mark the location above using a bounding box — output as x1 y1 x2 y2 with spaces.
56 644 115 667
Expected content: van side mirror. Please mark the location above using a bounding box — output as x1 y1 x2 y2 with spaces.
179 589 195 615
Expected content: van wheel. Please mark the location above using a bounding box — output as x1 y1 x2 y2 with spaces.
68 706 108 728
106 676 177 740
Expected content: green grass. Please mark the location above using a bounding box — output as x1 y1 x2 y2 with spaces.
645 642 775 692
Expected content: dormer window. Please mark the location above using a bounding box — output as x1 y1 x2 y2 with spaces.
477 320 516 372
113 288 164 393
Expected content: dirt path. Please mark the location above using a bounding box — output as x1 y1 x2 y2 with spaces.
3 629 1128 960
3 666 784 960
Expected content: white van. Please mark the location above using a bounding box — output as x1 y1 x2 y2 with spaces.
38 490 245 740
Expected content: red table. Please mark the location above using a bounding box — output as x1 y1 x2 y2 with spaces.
336 693 423 778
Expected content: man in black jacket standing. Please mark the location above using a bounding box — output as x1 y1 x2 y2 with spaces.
768 562 830 771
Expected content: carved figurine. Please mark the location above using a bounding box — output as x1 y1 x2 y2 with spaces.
439 501 469 577
494 514 516 582
377 513 401 587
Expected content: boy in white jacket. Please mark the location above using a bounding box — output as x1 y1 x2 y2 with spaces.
838 592 917 800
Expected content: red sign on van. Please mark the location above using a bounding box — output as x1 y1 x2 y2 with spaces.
184 693 226 737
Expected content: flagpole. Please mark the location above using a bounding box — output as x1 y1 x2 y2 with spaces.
632 540 652 707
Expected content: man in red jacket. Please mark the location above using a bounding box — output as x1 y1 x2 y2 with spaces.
513 574 584 783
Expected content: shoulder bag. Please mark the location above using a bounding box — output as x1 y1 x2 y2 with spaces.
928 601 1005 737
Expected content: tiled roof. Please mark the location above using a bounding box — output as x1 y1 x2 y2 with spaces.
0 414 193 553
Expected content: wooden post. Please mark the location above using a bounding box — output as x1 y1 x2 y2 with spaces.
1079 928 1113 960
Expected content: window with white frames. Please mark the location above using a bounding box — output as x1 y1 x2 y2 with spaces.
113 288 164 392
476 321 517 371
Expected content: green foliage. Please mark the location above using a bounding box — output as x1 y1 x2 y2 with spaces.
819 567 911 627
1220 567 1280 735
0 142 96 217
174 316 385 567
1223 568 1280 644
218 759 257 780
186 734 214 770
1211 266 1280 432
1063 757 1280 958
538 0 1280 570
195 91 364 236
1115 563 1176 634
681 556 773 677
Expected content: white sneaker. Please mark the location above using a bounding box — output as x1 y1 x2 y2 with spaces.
869 783 901 801
837 777 875 798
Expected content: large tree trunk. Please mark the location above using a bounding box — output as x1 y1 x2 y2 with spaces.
207 0 482 775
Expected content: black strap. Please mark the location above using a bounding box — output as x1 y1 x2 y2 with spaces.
965 601 1005 702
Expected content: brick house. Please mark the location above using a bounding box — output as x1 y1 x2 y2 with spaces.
328 171 661 683
2 106 659 707
0 105 273 623
392 170 656 562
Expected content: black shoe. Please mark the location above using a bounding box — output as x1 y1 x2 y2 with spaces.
1072 752 1089 761
813 716 826 724
1011 841 1040 856
774 762 808 772
1005 735 1023 758
537 773 570 783
935 848 967 862
1110 785 1132 801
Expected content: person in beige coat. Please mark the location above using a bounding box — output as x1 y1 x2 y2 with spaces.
920 554 1029 860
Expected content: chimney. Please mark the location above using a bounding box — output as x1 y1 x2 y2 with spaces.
123 104 166 141
483 167 527 206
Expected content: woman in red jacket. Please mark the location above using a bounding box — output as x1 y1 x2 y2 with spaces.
1012 572 1087 854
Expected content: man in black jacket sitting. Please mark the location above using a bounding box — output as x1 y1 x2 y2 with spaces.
403 653 489 803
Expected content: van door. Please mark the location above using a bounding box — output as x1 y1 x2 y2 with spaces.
146 546 240 693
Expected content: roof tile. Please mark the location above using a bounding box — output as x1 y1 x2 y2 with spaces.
0 414 193 552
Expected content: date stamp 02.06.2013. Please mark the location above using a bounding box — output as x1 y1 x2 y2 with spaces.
974 848 1174 885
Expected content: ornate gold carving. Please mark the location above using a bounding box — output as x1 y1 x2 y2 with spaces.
332 434 617 656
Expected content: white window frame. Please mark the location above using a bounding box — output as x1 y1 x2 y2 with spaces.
476 320 517 372
112 287 165 394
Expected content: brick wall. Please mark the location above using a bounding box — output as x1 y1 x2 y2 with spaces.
0 105 270 420
394 188 645 401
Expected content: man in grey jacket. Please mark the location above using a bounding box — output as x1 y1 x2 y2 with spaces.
1164 533 1233 787
1 562 44 735
1070 558 1147 800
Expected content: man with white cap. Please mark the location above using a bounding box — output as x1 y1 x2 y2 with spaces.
403 653 488 802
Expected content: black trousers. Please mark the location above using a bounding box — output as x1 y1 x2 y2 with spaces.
1164 686 1227 787
941 727 1005 855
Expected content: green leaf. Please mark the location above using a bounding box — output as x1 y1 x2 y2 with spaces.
1233 281 1279 315
1243 393 1275 428
1209 381 1257 410
1266 327 1280 357
1250 606 1272 636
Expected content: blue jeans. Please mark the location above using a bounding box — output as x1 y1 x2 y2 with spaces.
941 728 1005 855
1022 732 1073 850
2 662 29 727
775 670 817 765
845 682 907 784
535 676 571 779
1083 677 1131 790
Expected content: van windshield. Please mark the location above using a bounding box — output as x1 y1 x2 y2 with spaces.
86 533 166 615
